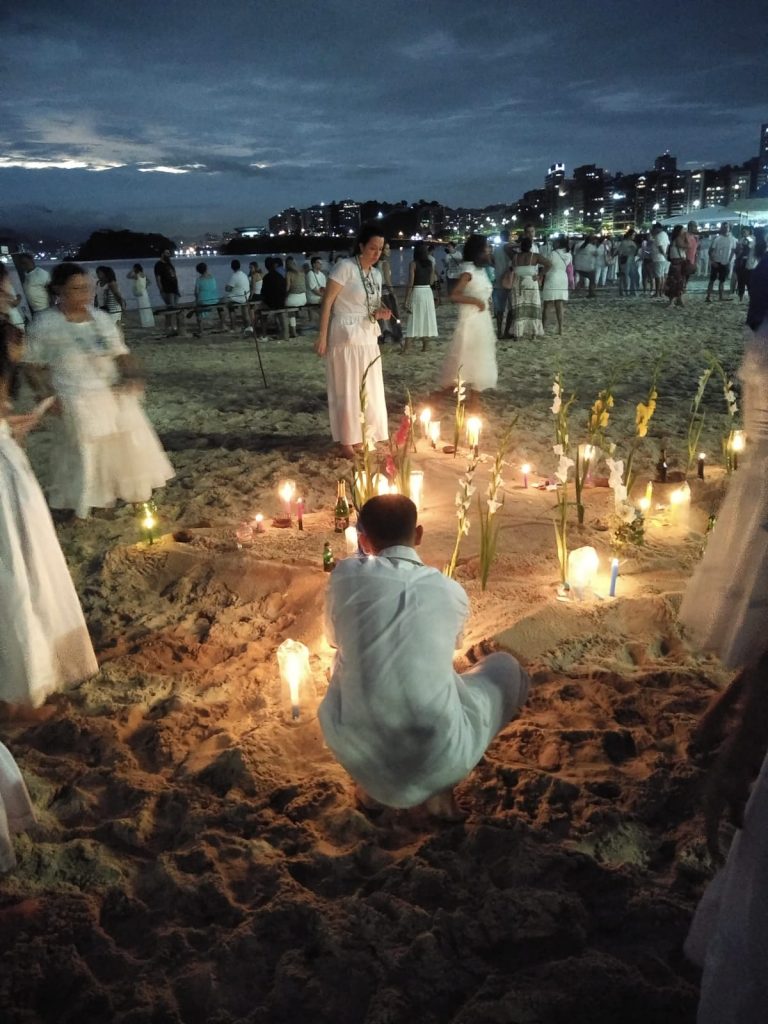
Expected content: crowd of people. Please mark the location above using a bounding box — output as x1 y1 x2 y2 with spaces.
1 219 768 1020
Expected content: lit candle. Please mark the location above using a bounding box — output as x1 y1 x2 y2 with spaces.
466 416 481 456
669 482 691 529
278 479 295 520
428 420 441 449
731 430 745 471
567 546 599 599
638 496 651 514
409 470 424 510
276 638 310 721
521 463 531 489
697 452 705 480
141 502 156 545
609 557 619 597
419 407 432 438
644 481 653 505
253 513 265 533
344 524 358 554
296 497 304 531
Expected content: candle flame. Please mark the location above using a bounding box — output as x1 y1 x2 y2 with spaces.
731 431 745 452
419 408 432 425
521 463 531 474
466 416 481 447
278 480 296 504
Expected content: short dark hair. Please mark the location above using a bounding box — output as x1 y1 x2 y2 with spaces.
50 262 86 289
311 256 322 267
358 495 417 549
133 263 144 272
231 259 241 270
462 234 488 265
520 237 533 254
196 262 208 274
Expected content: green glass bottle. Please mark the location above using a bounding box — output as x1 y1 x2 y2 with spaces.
323 541 335 572
334 479 350 533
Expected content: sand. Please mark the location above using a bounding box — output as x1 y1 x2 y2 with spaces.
0 287 750 1023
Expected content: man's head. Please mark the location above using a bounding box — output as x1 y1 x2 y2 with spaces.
231 259 241 271
19 254 35 271
311 256 323 270
161 249 172 262
358 495 422 554
445 242 455 253
523 223 535 240
719 222 730 236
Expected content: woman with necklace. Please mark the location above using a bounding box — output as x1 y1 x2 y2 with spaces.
0 320 97 708
315 224 392 458
25 263 174 520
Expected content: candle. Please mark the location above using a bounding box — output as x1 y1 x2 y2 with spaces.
731 430 745 470
140 502 157 545
669 482 691 529
235 521 253 548
638 496 651 514
697 452 705 480
419 407 432 438
644 481 653 505
344 524 358 554
428 420 441 449
466 416 481 456
567 546 599 599
276 638 310 721
609 557 619 597
409 470 424 510
521 463 531 489
296 497 304 531
278 479 295 519
253 513 265 533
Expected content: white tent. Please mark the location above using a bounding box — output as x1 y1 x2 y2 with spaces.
660 206 741 228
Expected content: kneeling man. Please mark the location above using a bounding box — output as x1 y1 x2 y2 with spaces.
318 494 531 817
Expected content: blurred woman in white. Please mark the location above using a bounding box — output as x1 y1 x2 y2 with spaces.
439 234 497 392
541 236 572 335
403 243 438 352
127 264 155 329
25 263 174 520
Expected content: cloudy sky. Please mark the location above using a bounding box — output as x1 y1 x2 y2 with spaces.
1 0 766 242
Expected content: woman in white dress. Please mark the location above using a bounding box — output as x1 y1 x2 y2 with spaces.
0 321 98 709
25 263 174 519
127 264 155 329
0 741 36 871
680 231 768 1022
403 243 438 353
95 266 126 323
315 225 393 459
542 236 572 335
439 235 497 392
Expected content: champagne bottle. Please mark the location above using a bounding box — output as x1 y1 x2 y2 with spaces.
334 480 350 532
323 541 335 572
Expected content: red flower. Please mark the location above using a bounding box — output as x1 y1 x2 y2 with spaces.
385 454 397 480
394 416 410 448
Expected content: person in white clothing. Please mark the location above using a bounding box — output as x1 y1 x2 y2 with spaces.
443 241 465 296
305 256 327 323
18 255 50 315
127 264 155 328
319 495 531 819
225 258 250 330
650 223 670 297
315 224 392 459
706 223 737 303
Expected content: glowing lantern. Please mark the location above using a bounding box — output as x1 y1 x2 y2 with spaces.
669 482 691 529
419 408 432 438
428 421 441 449
235 522 253 548
567 546 599 598
278 479 295 518
277 639 311 720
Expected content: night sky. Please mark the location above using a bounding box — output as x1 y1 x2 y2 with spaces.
2 0 766 240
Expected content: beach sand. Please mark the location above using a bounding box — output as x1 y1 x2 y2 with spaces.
0 288 749 1022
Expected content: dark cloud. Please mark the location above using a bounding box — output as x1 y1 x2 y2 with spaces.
1 0 766 237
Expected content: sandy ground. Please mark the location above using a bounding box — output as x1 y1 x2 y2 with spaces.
0 285 750 1023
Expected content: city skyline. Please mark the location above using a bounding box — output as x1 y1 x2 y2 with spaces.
2 0 766 240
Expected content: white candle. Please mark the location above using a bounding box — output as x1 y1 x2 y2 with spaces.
466 416 481 455
567 546 599 598
277 638 311 721
419 408 432 438
609 557 619 597
344 525 358 554
638 496 651 514
521 463 531 489
253 513 265 533
408 470 424 510
278 479 295 518
428 420 441 449
669 482 691 529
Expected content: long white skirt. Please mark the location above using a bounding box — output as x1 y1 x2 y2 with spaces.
325 316 388 446
0 427 97 708
50 388 175 517
405 285 438 338
439 305 498 392
679 344 768 668
136 290 155 329
0 744 36 872
685 747 768 1021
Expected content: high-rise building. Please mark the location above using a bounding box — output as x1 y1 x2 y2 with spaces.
756 123 768 195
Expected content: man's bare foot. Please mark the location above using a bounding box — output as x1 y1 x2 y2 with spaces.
338 445 355 459
424 789 467 822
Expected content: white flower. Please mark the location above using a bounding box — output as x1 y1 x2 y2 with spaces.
551 396 561 415
404 404 412 419
487 498 502 515
553 443 565 457
551 380 562 415
555 454 574 483
617 498 635 523
461 518 471 535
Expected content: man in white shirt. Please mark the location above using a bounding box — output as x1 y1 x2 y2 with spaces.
225 258 250 329
706 223 737 303
305 256 327 321
18 255 50 315
650 223 670 298
318 495 531 819
443 242 464 297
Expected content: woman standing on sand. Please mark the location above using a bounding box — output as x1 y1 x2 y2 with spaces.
127 264 155 329
25 263 174 520
439 234 497 392
403 242 438 353
681 229 768 1023
95 266 126 324
509 238 549 339
0 320 97 708
664 225 689 308
541 236 571 334
315 224 392 459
